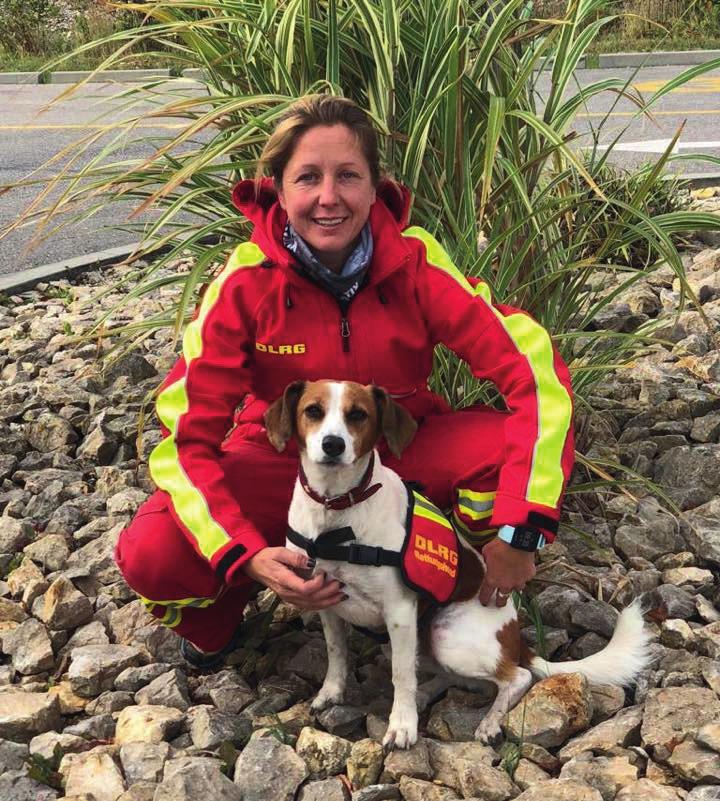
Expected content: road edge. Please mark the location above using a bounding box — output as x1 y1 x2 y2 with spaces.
2 173 719 295
1 51 720 83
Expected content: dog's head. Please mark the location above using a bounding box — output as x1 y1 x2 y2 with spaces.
264 380 417 465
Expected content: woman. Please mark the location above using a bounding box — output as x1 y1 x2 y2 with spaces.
115 95 574 668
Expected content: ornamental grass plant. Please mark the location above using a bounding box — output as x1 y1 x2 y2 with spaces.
5 0 720 502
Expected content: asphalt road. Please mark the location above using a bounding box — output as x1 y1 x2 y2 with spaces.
1 64 720 277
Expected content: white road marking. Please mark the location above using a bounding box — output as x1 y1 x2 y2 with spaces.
595 138 720 154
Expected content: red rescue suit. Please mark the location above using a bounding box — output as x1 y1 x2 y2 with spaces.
115 178 575 651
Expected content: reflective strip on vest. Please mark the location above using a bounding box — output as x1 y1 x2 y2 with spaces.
457 488 496 521
403 227 573 510
148 243 265 561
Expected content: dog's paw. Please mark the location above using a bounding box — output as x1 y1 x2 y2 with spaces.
310 686 344 713
383 710 418 752
473 714 503 745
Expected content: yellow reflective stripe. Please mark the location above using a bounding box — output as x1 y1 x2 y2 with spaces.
456 502 493 522
403 227 474 294
452 511 497 541
405 227 572 509
160 606 182 628
458 488 496 503
139 594 217 610
413 491 453 529
148 242 265 561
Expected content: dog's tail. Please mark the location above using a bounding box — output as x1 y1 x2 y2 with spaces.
529 600 650 686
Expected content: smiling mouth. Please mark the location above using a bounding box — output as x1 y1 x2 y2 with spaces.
313 217 347 228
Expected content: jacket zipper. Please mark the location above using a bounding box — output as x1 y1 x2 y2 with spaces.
338 300 351 352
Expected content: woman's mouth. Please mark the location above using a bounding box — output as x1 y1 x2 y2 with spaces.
313 217 347 228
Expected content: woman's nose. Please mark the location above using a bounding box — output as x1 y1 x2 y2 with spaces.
318 176 339 205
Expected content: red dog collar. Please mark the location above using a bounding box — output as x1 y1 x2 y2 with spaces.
298 452 382 510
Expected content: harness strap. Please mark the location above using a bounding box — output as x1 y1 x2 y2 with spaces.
287 526 402 568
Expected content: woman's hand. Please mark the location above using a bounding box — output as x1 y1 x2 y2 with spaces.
478 538 536 607
244 547 346 610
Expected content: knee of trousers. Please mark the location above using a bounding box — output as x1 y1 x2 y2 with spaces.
114 500 219 603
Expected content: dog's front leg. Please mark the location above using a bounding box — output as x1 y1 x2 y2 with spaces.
383 598 419 751
311 611 349 712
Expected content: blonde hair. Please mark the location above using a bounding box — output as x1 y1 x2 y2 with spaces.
257 95 381 187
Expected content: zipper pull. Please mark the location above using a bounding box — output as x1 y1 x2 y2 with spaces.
341 318 350 352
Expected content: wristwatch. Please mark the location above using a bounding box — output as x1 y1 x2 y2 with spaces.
498 524 546 552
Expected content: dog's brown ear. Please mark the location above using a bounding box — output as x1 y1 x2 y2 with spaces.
264 380 305 452
372 386 417 458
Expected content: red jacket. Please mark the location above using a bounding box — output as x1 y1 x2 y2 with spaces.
149 178 574 585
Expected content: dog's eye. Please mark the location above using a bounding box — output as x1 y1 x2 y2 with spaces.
347 408 368 423
304 404 324 420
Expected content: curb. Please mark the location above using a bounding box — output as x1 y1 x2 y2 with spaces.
0 244 142 295
1 50 720 84
2 171 719 296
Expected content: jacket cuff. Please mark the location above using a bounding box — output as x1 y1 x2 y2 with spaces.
490 493 560 544
211 528 268 586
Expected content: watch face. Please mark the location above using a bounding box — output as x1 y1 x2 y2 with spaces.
513 526 540 550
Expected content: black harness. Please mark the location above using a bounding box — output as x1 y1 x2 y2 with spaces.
287 525 401 568
286 523 435 644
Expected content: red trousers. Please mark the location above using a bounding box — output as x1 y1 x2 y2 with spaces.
115 407 506 652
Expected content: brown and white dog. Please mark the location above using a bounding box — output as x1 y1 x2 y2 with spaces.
265 379 650 750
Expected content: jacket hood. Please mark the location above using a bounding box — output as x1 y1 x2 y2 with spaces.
230 177 413 281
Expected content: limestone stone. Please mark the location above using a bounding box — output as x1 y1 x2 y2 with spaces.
667 739 720 783
513 758 551 790
0 518 34 554
641 687 720 760
558 705 643 762
114 704 185 745
0 691 62 742
63 750 126 801
697 722 720 752
513 779 603 800
2 618 54 675
615 779 685 800
134 668 190 711
382 738 431 781
426 687 495 741
559 754 638 801
347 738 384 789
0 770 59 801
425 739 498 791
47 680 89 715
37 576 93 630
454 760 518 800
351 785 401 801
154 760 242 801
119 741 170 785
29 731 90 760
233 736 308 801
505 673 594 748
188 704 252 749
397 776 460 801
23 534 70 572
69 644 146 697
296 726 353 779
298 777 350 801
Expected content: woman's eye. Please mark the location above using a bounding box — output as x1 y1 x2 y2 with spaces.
297 173 317 183
347 408 368 422
304 404 324 420
340 171 359 180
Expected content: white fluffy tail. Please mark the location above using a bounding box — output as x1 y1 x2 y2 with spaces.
530 601 651 686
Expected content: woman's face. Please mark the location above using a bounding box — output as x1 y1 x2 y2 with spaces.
278 124 377 272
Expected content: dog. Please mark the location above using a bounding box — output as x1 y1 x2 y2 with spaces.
264 379 650 750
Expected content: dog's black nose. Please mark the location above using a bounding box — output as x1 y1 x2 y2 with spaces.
322 435 346 458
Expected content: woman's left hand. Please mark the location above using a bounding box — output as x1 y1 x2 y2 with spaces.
478 538 536 607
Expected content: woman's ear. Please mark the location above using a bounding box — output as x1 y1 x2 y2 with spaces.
372 386 417 458
264 380 305 451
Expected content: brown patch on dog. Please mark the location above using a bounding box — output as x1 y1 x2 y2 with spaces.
343 383 381 457
293 380 337 451
264 380 306 451
372 386 417 458
449 539 486 603
495 619 535 682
